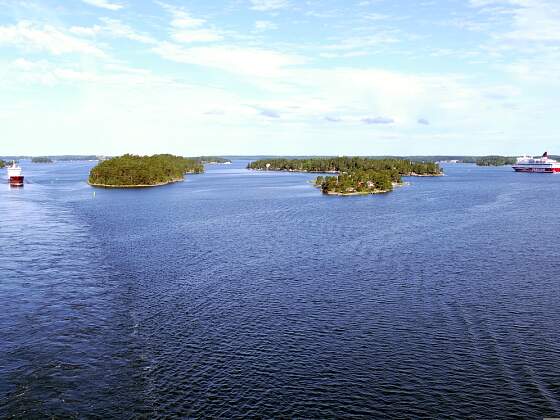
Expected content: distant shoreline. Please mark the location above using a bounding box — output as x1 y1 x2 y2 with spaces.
249 168 443 177
250 168 339 174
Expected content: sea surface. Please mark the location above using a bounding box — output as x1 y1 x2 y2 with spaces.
1 161 559 418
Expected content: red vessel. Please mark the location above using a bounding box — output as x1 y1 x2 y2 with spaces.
7 161 24 186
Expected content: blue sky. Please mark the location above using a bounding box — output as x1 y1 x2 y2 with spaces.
0 0 559 156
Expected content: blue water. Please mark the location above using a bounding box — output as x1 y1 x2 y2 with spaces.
1 161 560 418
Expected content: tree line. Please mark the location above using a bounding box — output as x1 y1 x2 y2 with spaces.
32 157 54 163
248 157 441 175
197 156 231 164
475 156 516 166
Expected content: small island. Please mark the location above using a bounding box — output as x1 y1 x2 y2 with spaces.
32 157 54 163
89 154 204 188
248 157 442 195
0 160 5 169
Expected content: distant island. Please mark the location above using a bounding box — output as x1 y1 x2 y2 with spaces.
0 160 5 169
32 157 54 163
198 156 231 164
248 157 442 195
89 154 204 188
54 155 101 161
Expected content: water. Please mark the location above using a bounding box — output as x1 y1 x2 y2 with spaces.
1 161 559 418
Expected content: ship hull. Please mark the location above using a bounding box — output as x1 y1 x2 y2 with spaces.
513 167 560 173
9 176 24 186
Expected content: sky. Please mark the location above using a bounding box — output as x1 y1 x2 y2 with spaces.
0 0 559 156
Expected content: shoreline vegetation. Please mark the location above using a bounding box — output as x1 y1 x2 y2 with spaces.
320 181 407 196
88 154 204 188
248 157 442 195
475 156 517 166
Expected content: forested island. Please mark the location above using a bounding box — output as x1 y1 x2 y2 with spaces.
89 154 204 188
248 157 442 195
32 157 54 163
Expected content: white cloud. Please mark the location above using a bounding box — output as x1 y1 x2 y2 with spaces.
172 29 223 43
363 13 391 21
9 58 180 88
358 0 385 5
470 0 560 84
0 21 105 57
472 0 560 42
503 55 560 84
324 33 399 51
154 42 305 77
69 25 102 36
157 2 206 28
273 67 492 129
255 20 278 32
171 13 206 29
249 0 290 11
157 1 225 46
10 58 97 85
100 18 156 44
503 3 560 42
81 0 123 11
69 19 155 44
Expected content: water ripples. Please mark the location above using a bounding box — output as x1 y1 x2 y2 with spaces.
1 162 560 418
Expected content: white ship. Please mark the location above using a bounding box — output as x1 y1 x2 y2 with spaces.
7 161 24 186
512 152 560 173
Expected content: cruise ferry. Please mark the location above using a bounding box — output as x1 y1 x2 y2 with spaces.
512 152 560 173
7 161 24 186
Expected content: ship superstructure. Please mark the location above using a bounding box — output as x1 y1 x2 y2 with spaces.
7 161 24 186
512 152 560 173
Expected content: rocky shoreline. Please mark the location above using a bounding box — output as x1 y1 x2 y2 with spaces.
320 181 409 196
88 177 184 188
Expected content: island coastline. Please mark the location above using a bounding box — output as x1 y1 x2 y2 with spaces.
313 181 409 196
88 177 185 188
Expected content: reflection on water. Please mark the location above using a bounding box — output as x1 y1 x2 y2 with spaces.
1 161 560 418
